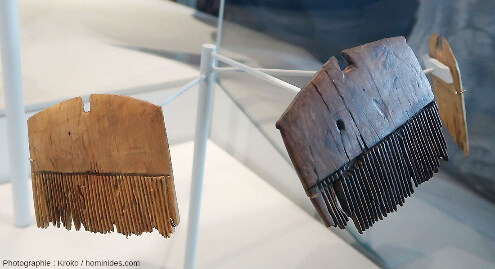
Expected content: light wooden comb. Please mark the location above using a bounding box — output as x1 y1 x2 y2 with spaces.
28 94 179 238
427 33 469 157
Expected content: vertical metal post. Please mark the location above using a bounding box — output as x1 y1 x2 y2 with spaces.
215 0 226 49
0 0 31 227
184 44 215 269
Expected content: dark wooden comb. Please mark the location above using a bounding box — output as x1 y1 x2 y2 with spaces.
28 94 179 238
276 37 448 233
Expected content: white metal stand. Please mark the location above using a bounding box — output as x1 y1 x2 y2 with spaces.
0 5 452 262
183 44 216 269
0 0 31 227
212 53 300 93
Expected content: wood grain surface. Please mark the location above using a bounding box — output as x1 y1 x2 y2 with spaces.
276 36 433 195
428 33 469 157
28 94 173 175
28 94 179 237
276 37 446 232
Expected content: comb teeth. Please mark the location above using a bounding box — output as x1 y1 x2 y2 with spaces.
31 173 176 238
311 101 447 233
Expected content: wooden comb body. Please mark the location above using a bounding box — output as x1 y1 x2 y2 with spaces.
28 94 179 237
428 33 469 157
276 37 448 232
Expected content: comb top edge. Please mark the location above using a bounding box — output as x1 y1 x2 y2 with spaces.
277 36 410 129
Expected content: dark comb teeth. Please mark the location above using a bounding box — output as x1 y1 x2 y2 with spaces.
276 37 448 233
309 102 446 232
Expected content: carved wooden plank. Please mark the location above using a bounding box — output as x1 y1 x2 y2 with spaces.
276 37 447 232
28 94 179 237
428 33 469 157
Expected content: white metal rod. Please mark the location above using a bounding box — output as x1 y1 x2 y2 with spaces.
213 59 441 92
0 0 31 227
212 52 301 94
214 66 316 77
215 66 437 77
215 0 226 49
160 76 205 107
424 67 434 75
184 44 216 269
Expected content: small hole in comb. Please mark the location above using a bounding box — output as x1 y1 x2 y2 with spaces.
336 119 345 132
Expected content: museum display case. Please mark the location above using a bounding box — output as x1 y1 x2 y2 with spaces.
0 0 493 268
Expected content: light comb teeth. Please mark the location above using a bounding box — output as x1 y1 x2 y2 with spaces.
28 94 179 238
